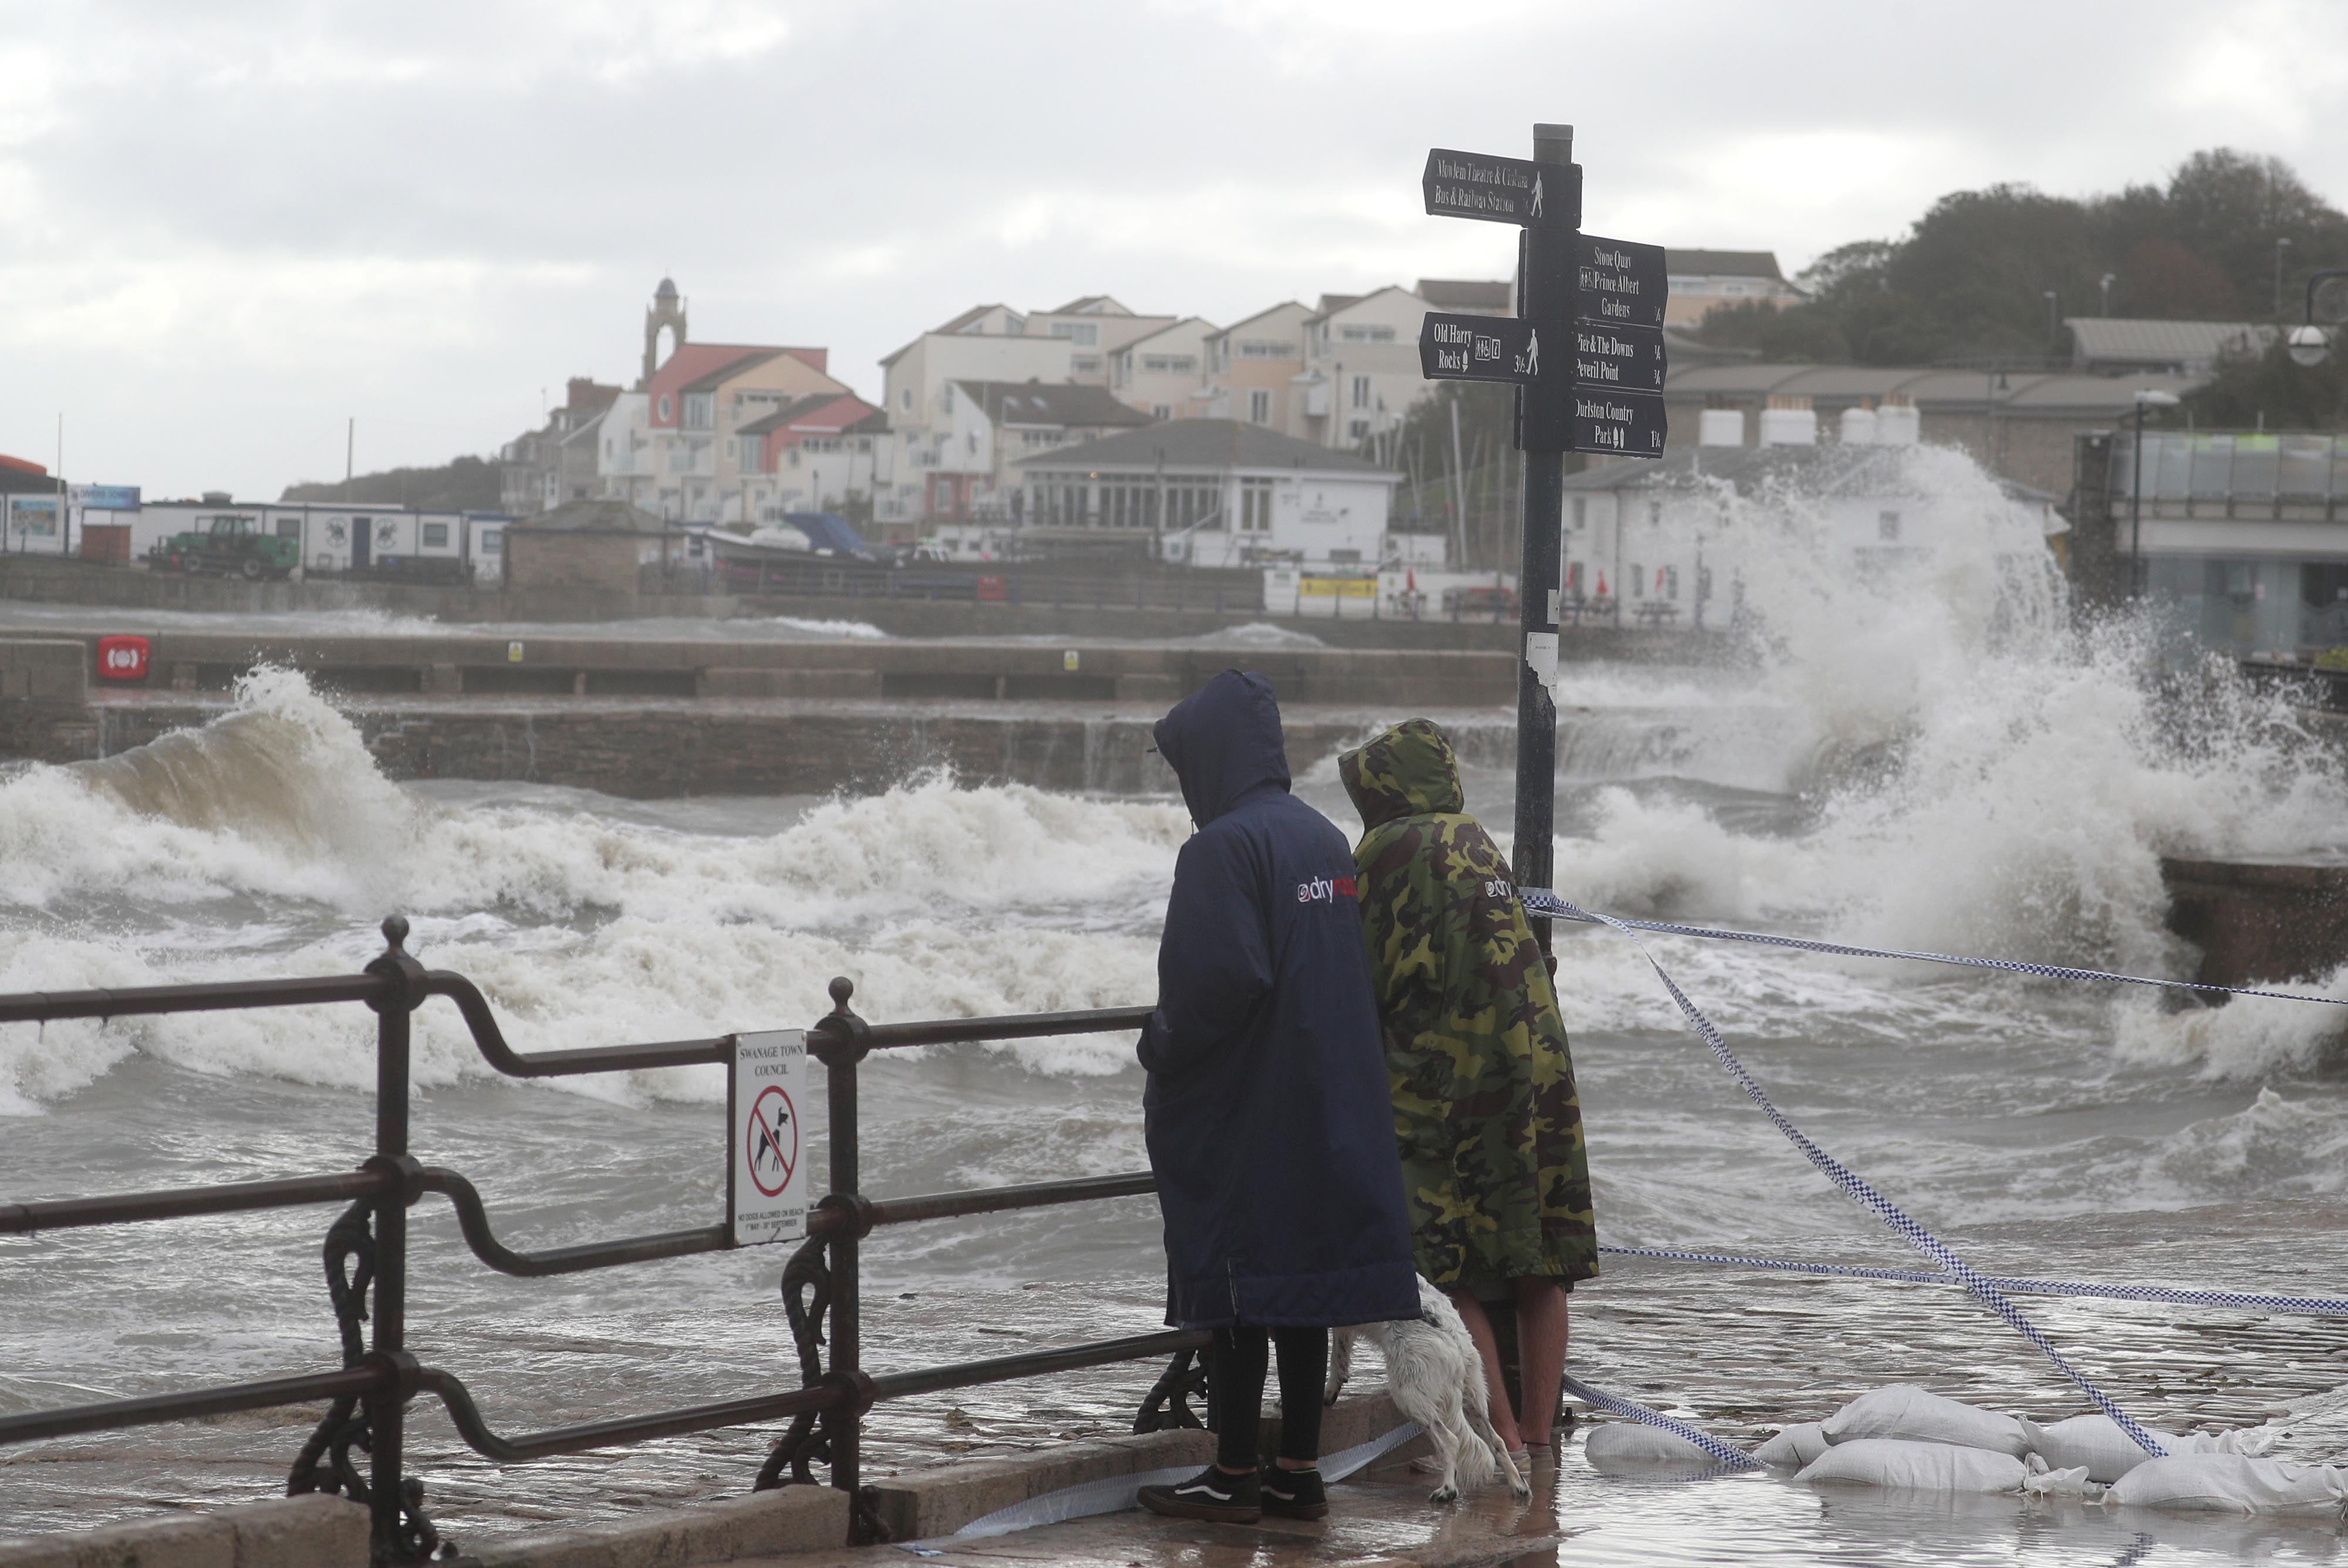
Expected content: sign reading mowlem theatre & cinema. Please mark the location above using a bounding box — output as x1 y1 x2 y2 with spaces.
1421 149 1554 225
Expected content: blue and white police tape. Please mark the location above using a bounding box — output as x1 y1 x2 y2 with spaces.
1597 1245 2348 1321
1556 900 2170 1457
1519 890 2348 1009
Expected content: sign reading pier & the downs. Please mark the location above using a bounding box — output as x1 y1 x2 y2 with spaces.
729 1030 808 1247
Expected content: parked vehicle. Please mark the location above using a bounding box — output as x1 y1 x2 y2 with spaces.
146 513 300 579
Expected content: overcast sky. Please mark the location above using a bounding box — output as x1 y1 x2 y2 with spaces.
4 0 2344 501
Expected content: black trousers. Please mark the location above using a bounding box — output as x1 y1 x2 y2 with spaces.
1209 1325 1327 1471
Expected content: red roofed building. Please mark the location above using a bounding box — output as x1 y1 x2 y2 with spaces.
733 393 888 521
633 340 851 522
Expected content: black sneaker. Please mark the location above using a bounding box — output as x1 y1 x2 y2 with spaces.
1259 1464 1328 1520
1138 1464 1260 1522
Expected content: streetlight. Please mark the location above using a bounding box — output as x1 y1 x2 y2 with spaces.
2275 237 2293 317
2288 268 2346 367
2044 289 2060 346
2129 387 2181 597
2100 272 2117 316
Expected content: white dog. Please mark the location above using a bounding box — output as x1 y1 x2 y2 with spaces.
1325 1276 1530 1503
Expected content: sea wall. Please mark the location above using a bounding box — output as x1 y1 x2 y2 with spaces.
2161 856 2348 989
0 554 1728 658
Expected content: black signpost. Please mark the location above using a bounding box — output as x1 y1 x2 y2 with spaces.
1419 124 1668 946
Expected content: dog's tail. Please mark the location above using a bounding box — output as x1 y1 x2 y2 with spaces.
1449 1415 1499 1489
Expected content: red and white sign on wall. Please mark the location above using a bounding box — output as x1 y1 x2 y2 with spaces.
95 635 151 682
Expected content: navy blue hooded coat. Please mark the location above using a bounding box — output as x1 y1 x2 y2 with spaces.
1141 670 1419 1330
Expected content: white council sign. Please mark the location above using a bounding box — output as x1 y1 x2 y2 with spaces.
729 1030 809 1247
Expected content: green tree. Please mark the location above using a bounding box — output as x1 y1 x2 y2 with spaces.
281 456 502 511
1695 148 2348 368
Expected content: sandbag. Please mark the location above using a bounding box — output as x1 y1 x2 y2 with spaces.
2019 1415 2271 1484
2106 1453 2348 1515
1753 1421 1830 1469
1822 1384 2031 1458
1583 1420 1726 1467
2020 1454 2101 1499
1798 1437 2027 1493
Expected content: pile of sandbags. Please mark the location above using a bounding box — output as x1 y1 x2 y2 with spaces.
1742 1384 2330 1515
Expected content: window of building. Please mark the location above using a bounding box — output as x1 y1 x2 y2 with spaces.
657 394 673 421
684 393 714 430
1351 375 1372 409
900 387 913 412
1142 355 1197 374
1330 548 1361 564
1241 477 1274 532
1051 322 1099 346
1348 419 1369 440
480 530 501 554
738 437 763 467
1072 355 1101 373
1338 325 1396 343
421 522 450 548
1248 389 1271 424
1239 340 1293 359
1648 500 1663 525
275 519 301 539
1152 404 1172 421
1878 510 1901 541
1571 498 1587 530
1662 565 1679 600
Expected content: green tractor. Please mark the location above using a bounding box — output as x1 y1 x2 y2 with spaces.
148 513 301 580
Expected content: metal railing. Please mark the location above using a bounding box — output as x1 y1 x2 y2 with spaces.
0 918 1199 1561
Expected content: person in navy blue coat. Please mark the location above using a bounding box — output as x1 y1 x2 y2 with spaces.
1135 669 1419 1523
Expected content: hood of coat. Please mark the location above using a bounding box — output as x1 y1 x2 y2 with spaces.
1153 669 1291 826
1339 717 1464 828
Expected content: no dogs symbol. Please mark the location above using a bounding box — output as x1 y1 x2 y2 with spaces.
746 1085 798 1198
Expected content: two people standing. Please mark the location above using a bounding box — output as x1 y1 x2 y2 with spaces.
1136 672 1594 1523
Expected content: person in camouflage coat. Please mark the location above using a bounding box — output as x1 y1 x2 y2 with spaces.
1338 717 1596 1453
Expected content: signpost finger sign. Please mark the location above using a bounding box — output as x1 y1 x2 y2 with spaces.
730 1030 809 1246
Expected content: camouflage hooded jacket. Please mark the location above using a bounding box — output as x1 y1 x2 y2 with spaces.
1338 719 1597 1294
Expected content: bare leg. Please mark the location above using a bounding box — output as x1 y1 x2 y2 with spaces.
1512 1277 1568 1448
1448 1291 1522 1451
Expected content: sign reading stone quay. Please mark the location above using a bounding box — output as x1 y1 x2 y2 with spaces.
1419 312 1545 383
1571 390 1669 457
1421 149 1554 225
1574 235 1668 331
1570 321 1667 394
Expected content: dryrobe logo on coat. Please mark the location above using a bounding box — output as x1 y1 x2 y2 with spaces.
1297 875 1358 904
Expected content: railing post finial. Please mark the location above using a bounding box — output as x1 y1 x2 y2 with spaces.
382 915 411 955
827 976 855 1014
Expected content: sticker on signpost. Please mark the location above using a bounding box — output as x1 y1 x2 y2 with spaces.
729 1030 809 1247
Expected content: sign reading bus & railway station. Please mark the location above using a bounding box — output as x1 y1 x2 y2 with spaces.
728 1029 809 1247
1421 149 1554 225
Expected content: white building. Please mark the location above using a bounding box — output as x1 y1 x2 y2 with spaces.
1108 316 1218 420
114 499 507 583
1296 285 1429 455
879 306 1076 524
1013 419 1398 572
1556 436 2059 628
1020 295 1178 386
